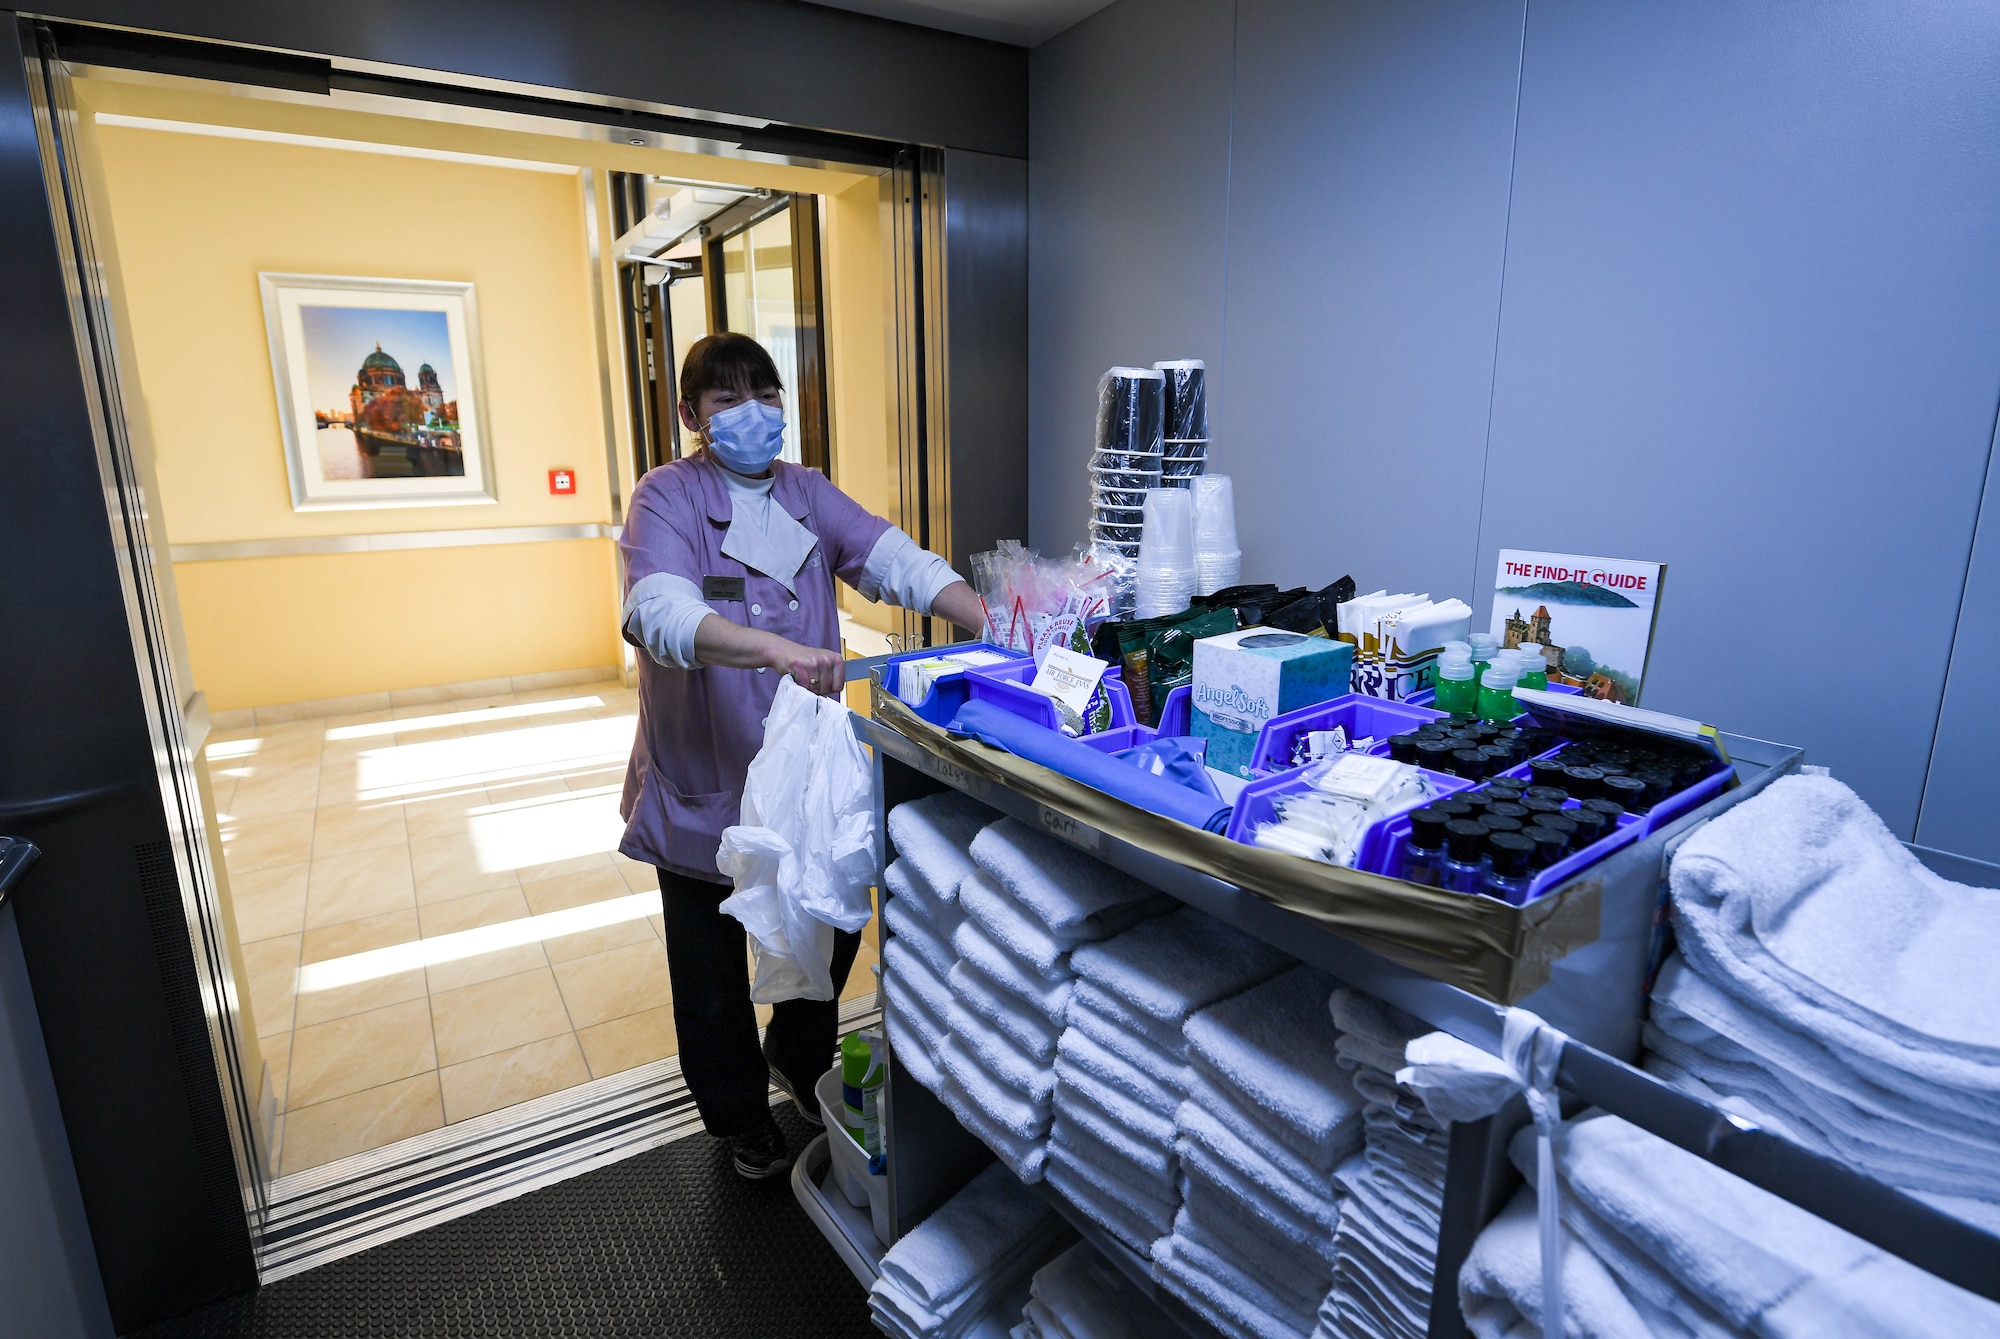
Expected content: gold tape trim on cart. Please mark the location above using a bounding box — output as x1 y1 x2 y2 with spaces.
872 684 1602 1004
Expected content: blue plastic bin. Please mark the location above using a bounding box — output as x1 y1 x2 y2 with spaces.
881 643 1027 725
964 657 1137 735
1224 764 1473 847
1248 694 1446 774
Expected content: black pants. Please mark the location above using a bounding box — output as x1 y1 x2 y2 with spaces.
657 867 861 1138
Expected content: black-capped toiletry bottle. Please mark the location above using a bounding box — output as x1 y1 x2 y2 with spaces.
1402 808 1449 887
1484 831 1537 904
1442 819 1490 894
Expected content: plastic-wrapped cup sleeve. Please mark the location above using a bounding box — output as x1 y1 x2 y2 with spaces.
1154 360 1208 440
1090 448 1164 474
1093 486 1150 509
1163 436 1209 461
1090 466 1161 491
1090 520 1146 544
1161 460 1207 479
1095 366 1166 455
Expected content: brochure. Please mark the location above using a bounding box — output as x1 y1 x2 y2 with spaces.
1487 549 1666 705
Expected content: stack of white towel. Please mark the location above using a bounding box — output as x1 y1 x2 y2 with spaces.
881 792 999 1092
935 819 1172 1182
1156 965 1363 1339
871 1160 1075 1339
1457 1111 2000 1338
1048 907 1291 1256
1319 988 1452 1339
1644 773 2000 1234
1008 1241 1183 1339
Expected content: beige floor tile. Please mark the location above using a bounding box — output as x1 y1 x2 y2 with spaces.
207 776 238 814
647 912 665 942
401 791 489 843
576 1003 678 1079
389 723 465 745
388 684 458 707
450 679 518 701
522 866 653 962
550 940 673 1030
480 776 573 806
438 1033 591 1124
562 765 627 792
321 709 396 731
418 888 547 992
279 1073 443 1176
209 707 257 732
429 967 572 1067
311 801 408 857
612 854 660 894
286 997 436 1108
509 848 618 886
512 667 618 694
843 937 880 1004
229 863 310 942
241 934 301 1038
304 845 415 929
260 692 390 724
257 1028 292 1114
410 831 519 904
316 758 363 806
295 910 426 1027
222 810 316 874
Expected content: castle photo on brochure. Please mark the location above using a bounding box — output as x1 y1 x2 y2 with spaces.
1485 549 1666 704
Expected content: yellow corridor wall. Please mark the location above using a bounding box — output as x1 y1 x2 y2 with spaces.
82 96 620 708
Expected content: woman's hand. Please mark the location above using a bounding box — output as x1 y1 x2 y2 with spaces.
776 642 846 697
690 615 845 696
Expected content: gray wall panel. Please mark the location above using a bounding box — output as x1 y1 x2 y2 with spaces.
945 148 1031 567
1917 438 2000 862
1479 0 2000 835
1220 0 1523 598
1027 0 1235 553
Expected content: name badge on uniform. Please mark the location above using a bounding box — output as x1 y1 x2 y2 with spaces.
702 575 745 603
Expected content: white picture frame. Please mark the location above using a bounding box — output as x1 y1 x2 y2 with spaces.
259 273 497 510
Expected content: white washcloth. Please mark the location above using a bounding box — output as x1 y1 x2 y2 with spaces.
887 856 959 932
1185 1073 1361 1197
879 1158 1059 1312
955 919 1075 1022
886 938 959 1040
969 818 1172 939
1070 980 1187 1058
1329 987 1428 1058
1055 1026 1184 1116
1182 1166 1338 1268
884 985 945 1092
961 871 1074 978
1457 1186 1656 1339
1044 1160 1167 1256
1186 966 1362 1173
1046 1140 1178 1243
1153 1230 1320 1339
1670 774 2000 1098
952 958 1064 1061
1068 1001 1190 1096
939 1032 1050 1141
1165 1204 1331 1317
887 892 961 983
1178 1099 1339 1231
1071 907 1290 1028
1538 1113 2000 1337
889 792 998 903
1052 1086 1176 1184
1056 1062 1177 1150
1025 1240 1184 1339
937 1066 1049 1184
948 995 1056 1105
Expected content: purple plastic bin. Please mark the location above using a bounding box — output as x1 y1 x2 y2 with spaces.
1366 800 1644 905
1249 694 1446 773
1156 685 1192 736
1637 761 1735 836
1224 764 1473 847
1078 725 1159 754
964 657 1137 735
881 642 1028 725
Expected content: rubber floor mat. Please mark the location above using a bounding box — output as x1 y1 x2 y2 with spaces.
130 1109 881 1338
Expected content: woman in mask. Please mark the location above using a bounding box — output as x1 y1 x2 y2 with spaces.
618 332 986 1179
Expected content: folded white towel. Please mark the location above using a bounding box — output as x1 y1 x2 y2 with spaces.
1070 980 1187 1058
1046 1140 1178 1243
1328 1200 1434 1339
1027 1240 1185 1339
1056 1026 1183 1117
886 938 959 1040
1186 966 1361 1173
1670 774 2000 1097
1177 1139 1335 1255
879 1158 1059 1312
884 985 945 1092
937 1066 1049 1184
939 1032 1050 1141
1538 1113 2000 1337
889 792 998 903
948 995 1056 1105
1052 1087 1176 1183
1178 1099 1339 1231
1044 1159 1169 1256
1182 1166 1338 1269
952 958 1064 1062
1458 1186 1656 1339
1329 987 1428 1054
1153 1229 1321 1339
955 919 1075 1022
961 871 1074 978
1166 1205 1331 1317
1068 1002 1191 1097
887 892 961 983
1185 1073 1361 1196
1071 907 1290 1028
887 856 958 931
1055 1062 1177 1149
1337 1156 1443 1257
970 818 1173 939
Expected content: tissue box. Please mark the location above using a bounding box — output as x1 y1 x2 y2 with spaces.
1192 630 1355 777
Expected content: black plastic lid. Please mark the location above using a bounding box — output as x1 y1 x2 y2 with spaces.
1602 775 1647 805
1408 808 1450 850
1581 797 1626 821
1445 819 1489 861
1416 740 1456 769
1448 712 1479 727
1478 745 1514 767
1485 801 1530 823
1528 757 1569 783
1524 785 1570 806
1477 814 1524 836
1522 826 1570 870
1450 748 1488 779
1486 776 1528 794
1432 799 1478 821
1519 796 1566 816
1535 811 1579 839
1388 734 1420 764
1457 789 1493 813
1562 765 1605 799
1487 830 1535 876
1567 807 1610 848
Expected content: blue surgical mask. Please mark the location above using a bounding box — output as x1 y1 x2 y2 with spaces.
702 398 787 474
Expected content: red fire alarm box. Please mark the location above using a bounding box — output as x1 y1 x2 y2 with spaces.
548 468 576 495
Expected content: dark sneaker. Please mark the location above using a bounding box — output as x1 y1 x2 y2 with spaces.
729 1122 791 1180
762 1038 825 1129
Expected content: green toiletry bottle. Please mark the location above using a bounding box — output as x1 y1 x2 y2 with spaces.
1434 654 1479 715
1478 661 1523 721
1516 643 1549 692
1468 633 1499 688
841 1030 885 1158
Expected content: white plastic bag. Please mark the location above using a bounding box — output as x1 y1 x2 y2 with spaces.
716 678 878 1003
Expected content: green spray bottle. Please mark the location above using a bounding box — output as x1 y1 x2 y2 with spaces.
841 1030 886 1163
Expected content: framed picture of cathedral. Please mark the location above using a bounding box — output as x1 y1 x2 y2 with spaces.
259 273 495 510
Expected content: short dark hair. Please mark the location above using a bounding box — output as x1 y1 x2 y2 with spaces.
678 332 783 407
